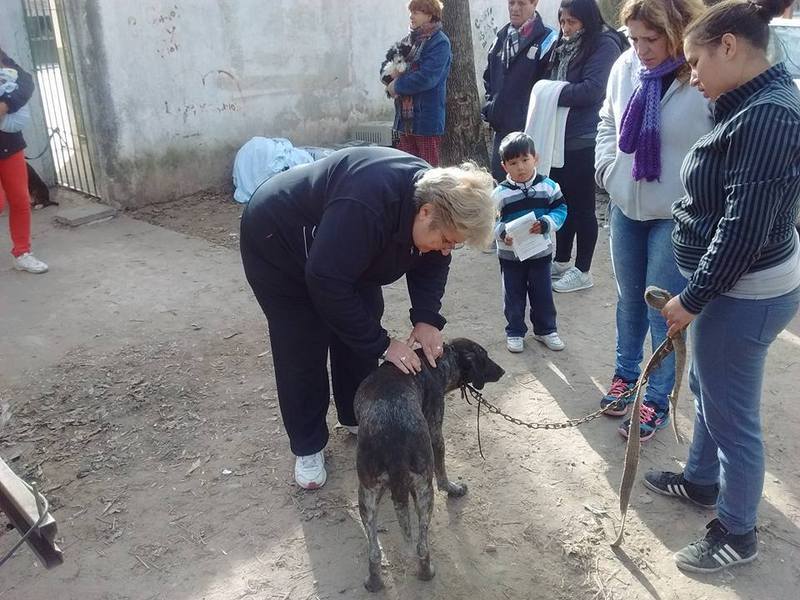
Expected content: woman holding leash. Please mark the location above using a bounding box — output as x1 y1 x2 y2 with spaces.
0 46 47 274
647 0 800 574
240 146 494 490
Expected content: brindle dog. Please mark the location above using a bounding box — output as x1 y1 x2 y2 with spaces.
354 338 505 592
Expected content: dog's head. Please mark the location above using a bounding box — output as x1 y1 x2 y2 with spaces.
449 338 505 390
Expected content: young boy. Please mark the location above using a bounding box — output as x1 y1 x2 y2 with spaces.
493 132 566 353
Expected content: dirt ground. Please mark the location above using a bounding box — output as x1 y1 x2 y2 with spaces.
1 191 798 600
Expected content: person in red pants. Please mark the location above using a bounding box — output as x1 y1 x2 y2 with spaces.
0 47 47 274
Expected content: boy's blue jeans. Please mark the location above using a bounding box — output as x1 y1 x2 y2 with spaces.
500 255 557 337
684 286 800 534
609 206 686 409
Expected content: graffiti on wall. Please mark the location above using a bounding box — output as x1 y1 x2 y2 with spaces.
474 6 499 51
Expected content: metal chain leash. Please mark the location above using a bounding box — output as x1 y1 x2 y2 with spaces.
460 381 641 431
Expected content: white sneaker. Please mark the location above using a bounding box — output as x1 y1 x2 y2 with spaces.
553 267 593 293
550 261 571 280
294 451 327 489
506 336 524 353
533 332 565 351
14 253 48 274
482 240 497 254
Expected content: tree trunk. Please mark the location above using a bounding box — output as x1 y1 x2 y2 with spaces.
441 0 490 167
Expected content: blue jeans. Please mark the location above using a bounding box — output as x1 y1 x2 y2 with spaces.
609 206 686 408
684 286 800 534
500 255 557 337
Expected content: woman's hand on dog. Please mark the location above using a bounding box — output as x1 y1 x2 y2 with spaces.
406 322 444 368
385 339 422 374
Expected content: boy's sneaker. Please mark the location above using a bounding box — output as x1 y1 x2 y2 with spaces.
14 252 48 274
482 240 497 254
294 451 326 490
553 267 593 293
643 471 718 508
618 401 670 442
550 260 571 279
506 336 524 353
674 519 758 573
600 376 637 416
533 332 565 351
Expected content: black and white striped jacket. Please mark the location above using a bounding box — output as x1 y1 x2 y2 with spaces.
673 64 800 314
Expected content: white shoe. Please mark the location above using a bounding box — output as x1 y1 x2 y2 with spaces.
482 240 497 254
294 451 327 489
550 261 570 280
506 336 524 353
533 332 565 351
14 253 48 274
553 267 593 293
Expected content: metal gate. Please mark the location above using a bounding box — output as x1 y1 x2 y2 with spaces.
21 0 99 198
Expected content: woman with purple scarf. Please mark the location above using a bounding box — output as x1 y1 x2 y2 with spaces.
383 0 452 166
593 0 712 442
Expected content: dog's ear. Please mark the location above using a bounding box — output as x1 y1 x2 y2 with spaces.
457 347 486 390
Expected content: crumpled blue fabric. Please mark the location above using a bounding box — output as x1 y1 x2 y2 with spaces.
232 137 316 204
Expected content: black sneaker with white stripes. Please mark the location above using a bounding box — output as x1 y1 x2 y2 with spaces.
643 471 718 508
674 519 758 573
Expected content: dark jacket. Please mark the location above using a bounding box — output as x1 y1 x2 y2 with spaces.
552 30 624 143
240 147 451 358
393 30 452 136
482 13 557 134
673 64 800 314
0 51 34 158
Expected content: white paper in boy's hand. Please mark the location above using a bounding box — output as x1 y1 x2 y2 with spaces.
505 212 550 261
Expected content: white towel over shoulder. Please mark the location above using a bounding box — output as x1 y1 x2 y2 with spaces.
524 80 569 176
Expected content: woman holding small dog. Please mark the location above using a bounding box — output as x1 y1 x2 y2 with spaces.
0 47 47 274
240 146 494 489
383 0 451 166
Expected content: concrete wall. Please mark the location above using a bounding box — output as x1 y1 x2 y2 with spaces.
61 0 558 207
0 2 57 185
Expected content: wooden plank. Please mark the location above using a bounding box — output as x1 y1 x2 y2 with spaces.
0 457 63 568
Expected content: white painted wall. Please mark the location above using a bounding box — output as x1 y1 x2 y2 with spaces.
65 0 559 207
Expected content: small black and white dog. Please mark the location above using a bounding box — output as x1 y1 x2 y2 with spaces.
380 41 413 95
354 338 505 592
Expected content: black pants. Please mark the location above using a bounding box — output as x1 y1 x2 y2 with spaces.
500 255 557 337
550 146 598 273
240 231 383 456
491 129 512 183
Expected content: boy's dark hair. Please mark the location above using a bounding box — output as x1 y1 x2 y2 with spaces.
499 132 536 162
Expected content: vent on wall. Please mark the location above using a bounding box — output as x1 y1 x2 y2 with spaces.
348 121 394 146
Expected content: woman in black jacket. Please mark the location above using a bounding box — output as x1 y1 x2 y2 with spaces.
240 147 495 490
0 47 47 273
547 0 625 293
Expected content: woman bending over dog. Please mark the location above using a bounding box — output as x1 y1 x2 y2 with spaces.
240 147 495 490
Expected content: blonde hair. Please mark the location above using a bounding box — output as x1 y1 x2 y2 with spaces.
620 0 706 79
408 0 445 22
414 162 496 247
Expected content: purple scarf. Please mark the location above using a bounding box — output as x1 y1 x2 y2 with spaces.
618 56 685 182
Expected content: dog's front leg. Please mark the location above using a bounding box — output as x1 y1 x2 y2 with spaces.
431 429 467 497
